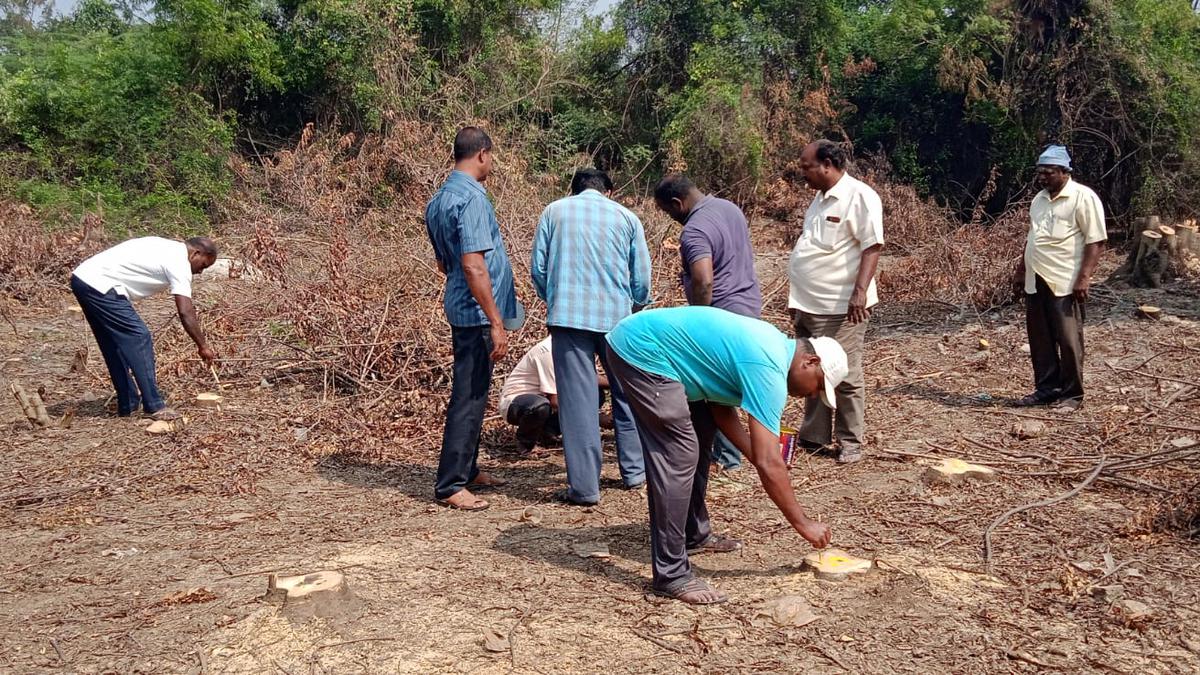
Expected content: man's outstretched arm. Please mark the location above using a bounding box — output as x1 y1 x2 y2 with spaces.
175 295 216 363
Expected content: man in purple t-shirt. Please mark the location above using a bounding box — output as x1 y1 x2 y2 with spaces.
655 174 764 470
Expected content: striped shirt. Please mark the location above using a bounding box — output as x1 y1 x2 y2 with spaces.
531 190 652 333
425 170 518 327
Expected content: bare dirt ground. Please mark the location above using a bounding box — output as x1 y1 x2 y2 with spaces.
2 255 1200 673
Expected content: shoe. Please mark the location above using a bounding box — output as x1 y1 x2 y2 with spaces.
1013 391 1059 407
552 488 598 507
1052 397 1083 411
836 445 865 464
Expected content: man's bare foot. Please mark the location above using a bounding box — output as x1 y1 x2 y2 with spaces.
470 472 507 488
437 489 489 511
652 577 727 605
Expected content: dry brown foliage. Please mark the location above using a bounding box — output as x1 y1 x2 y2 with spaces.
0 202 105 303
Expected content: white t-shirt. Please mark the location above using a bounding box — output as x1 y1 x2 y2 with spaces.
499 338 556 418
73 237 193 300
1025 179 1107 297
788 173 885 315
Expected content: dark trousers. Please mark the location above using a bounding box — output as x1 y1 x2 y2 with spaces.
506 393 559 449
70 275 165 416
435 325 494 500
1027 275 1086 401
607 347 714 590
551 327 645 502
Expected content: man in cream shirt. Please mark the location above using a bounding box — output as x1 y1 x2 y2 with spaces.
787 140 883 464
71 236 219 420
1014 145 1106 410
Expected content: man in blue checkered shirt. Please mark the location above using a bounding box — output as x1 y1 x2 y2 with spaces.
531 168 652 505
425 126 520 511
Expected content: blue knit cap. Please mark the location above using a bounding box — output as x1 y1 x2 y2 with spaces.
1037 145 1072 170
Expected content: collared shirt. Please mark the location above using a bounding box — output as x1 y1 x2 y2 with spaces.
1025 178 1107 296
498 337 556 418
425 170 518 327
606 307 796 435
531 189 652 333
73 237 193 300
787 173 885 315
679 195 762 318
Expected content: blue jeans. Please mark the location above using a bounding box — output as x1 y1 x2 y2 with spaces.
435 325 494 500
70 275 166 416
550 326 645 502
712 431 743 470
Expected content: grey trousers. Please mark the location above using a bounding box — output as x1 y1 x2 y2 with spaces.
606 346 714 590
551 327 645 503
1026 275 1085 401
793 311 867 450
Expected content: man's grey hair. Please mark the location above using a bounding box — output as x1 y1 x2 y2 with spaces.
186 236 218 257
796 338 815 355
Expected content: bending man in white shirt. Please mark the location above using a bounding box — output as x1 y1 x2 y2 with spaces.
786 140 884 464
70 236 219 420
498 336 613 454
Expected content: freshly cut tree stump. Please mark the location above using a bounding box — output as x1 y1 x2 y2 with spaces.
924 458 997 485
145 418 188 434
802 549 873 581
1136 305 1162 321
263 571 358 618
1176 220 1198 256
1132 229 1167 288
195 392 223 408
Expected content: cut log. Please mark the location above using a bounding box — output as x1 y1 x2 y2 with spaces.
802 549 873 581
1131 229 1166 288
1136 305 1162 321
924 458 997 485
10 383 50 427
263 571 357 618
195 392 223 408
1177 221 1198 255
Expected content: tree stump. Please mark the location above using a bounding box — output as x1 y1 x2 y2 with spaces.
1136 305 1162 321
1177 220 1198 255
923 458 998 484
1131 229 1166 287
195 392 223 409
262 571 358 619
802 549 873 581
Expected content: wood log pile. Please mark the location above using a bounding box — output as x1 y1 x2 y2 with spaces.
1116 216 1200 288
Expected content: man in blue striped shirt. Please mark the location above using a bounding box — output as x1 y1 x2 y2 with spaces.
531 168 652 505
425 126 520 511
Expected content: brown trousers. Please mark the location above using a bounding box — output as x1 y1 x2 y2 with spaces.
792 311 868 450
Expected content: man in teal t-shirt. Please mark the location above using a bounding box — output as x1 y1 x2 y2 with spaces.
605 306 849 604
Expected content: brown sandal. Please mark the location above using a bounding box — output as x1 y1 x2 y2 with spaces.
436 489 490 511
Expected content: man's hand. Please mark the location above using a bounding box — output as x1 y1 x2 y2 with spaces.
846 287 869 325
796 517 832 548
1072 275 1091 302
489 323 509 361
198 344 217 363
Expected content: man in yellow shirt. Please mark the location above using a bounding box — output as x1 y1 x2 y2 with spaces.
1013 145 1106 411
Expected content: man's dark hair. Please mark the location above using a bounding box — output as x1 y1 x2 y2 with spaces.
186 236 218 257
813 139 848 170
453 126 492 162
570 167 613 195
654 174 695 203
796 338 814 356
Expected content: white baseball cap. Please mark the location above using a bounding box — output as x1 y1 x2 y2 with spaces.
807 337 849 409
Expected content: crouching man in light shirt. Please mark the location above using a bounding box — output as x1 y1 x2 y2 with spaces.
70 236 219 420
787 140 884 465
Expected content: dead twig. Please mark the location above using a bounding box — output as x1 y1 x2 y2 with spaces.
984 453 1107 574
